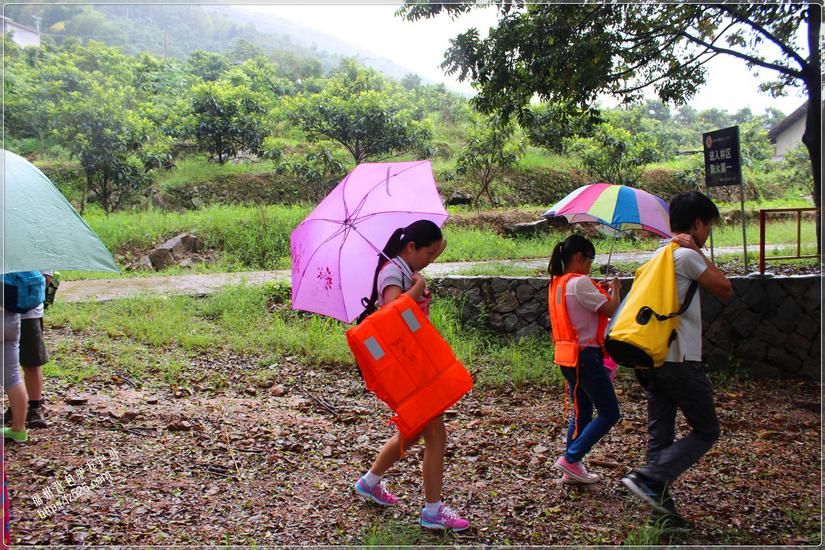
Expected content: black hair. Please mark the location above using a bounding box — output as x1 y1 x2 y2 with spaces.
548 234 595 278
357 219 443 323
669 191 720 233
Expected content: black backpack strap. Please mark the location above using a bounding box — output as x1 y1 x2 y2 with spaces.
650 280 698 321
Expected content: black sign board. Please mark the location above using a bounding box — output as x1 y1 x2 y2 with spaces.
703 126 742 187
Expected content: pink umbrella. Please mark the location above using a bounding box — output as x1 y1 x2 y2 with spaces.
290 160 448 323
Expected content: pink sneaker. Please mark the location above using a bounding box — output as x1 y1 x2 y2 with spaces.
562 473 580 485
354 477 399 506
553 456 600 484
420 505 470 532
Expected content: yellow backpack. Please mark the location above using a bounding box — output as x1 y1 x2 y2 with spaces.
604 243 698 368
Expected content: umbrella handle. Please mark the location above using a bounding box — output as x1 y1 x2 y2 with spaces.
604 232 616 277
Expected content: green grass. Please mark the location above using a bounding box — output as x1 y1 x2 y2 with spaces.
430 298 561 388
622 518 670 545
710 219 817 248
440 227 654 263
155 156 278 190
517 148 576 170
451 265 547 277
77 203 310 277
361 519 432 546
45 284 561 390
70 201 816 282
715 194 815 211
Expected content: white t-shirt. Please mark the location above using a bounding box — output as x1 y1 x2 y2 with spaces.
565 275 609 347
20 303 44 320
665 246 708 363
19 271 50 320
376 257 415 307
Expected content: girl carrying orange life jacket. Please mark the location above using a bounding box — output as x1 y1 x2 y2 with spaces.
352 220 470 532
548 234 622 485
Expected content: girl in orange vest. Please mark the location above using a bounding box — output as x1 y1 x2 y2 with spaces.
353 220 469 532
548 234 622 484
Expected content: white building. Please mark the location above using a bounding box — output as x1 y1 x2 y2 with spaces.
768 102 808 161
1 16 40 48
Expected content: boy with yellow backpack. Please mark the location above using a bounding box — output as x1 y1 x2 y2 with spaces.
617 191 733 526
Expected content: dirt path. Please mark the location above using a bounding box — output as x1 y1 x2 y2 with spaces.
57 244 794 304
5 332 821 545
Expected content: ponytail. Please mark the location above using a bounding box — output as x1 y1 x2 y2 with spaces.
548 234 595 279
357 220 443 324
548 242 566 277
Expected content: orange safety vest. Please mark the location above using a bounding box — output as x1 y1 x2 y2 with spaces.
548 273 610 366
346 293 473 440
548 273 611 439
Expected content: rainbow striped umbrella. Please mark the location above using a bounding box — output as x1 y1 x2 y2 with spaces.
543 183 671 238
543 183 671 271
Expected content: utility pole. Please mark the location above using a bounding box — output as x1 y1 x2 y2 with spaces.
163 30 167 63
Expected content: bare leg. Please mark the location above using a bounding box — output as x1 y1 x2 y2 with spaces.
368 431 409 476
421 416 446 503
6 383 28 433
24 367 43 402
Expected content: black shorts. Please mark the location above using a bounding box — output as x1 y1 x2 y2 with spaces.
19 317 48 368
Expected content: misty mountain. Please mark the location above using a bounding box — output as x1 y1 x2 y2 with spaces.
202 5 422 81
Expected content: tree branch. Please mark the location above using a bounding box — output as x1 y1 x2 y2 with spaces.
612 50 719 96
679 30 804 79
716 4 807 69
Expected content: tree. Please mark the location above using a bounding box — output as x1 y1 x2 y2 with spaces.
264 138 348 200
566 122 658 186
455 114 524 206
229 39 265 63
187 50 230 82
523 102 601 153
50 82 152 213
188 80 269 164
401 3 822 247
286 60 431 164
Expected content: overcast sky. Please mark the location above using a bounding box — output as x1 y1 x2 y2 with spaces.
236 3 808 116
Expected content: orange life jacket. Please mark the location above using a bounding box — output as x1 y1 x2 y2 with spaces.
548 273 610 366
346 293 473 440
548 273 611 439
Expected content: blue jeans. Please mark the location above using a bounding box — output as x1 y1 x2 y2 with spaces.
560 347 621 463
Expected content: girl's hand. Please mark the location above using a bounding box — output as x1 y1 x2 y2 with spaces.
406 273 427 301
609 277 621 296
411 272 426 289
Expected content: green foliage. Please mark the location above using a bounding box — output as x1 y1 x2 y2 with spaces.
187 51 230 81
266 140 348 200
187 80 269 164
566 122 658 186
455 114 525 205
779 144 815 197
286 59 432 163
523 102 601 153
403 1 821 217
50 81 153 213
623 518 669 545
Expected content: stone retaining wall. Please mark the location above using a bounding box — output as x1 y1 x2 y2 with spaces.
431 275 822 378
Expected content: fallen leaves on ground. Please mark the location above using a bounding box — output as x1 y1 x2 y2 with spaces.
5 342 821 545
